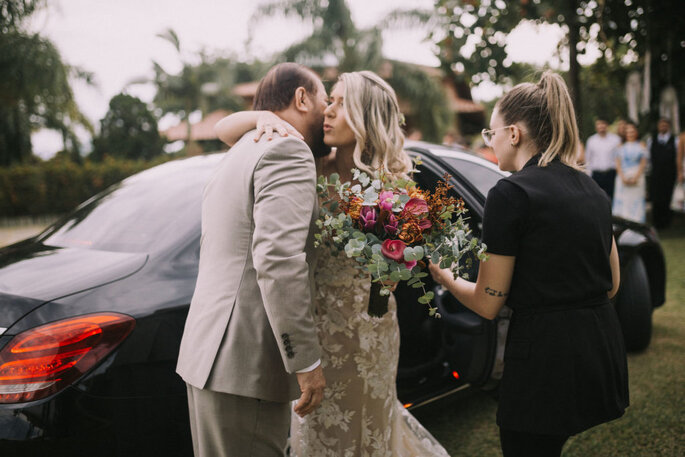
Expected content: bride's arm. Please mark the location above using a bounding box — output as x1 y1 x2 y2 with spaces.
214 111 303 147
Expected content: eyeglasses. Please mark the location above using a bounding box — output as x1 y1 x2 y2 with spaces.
481 125 515 147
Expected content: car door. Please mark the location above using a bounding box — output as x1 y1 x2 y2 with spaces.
397 148 508 390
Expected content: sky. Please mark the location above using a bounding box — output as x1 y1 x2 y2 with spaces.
28 0 572 157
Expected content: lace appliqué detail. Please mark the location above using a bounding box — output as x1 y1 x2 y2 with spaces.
289 248 450 456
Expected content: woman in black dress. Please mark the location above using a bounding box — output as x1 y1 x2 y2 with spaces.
429 71 629 457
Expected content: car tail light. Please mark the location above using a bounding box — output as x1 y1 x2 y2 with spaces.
0 312 135 404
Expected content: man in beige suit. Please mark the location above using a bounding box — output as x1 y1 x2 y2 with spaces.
176 63 328 456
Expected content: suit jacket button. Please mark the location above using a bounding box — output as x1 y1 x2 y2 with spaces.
287 351 295 358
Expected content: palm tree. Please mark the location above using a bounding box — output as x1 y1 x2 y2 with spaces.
149 29 246 150
250 0 451 142
0 0 93 164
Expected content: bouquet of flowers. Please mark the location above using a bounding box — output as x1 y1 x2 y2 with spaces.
315 159 487 317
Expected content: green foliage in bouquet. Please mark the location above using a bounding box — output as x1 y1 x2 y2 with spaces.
315 158 487 317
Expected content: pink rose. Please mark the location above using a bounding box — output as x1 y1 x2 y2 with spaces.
403 197 429 216
404 260 417 270
379 191 395 212
381 239 406 262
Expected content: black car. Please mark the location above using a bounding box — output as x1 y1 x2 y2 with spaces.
0 143 665 456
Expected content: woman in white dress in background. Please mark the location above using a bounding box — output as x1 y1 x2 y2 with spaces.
612 121 648 223
216 70 450 457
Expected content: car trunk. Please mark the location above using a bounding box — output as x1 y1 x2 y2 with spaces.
0 243 147 333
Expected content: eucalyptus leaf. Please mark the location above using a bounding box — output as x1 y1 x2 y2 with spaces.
398 269 412 281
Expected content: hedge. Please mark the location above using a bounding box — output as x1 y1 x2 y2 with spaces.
0 156 172 217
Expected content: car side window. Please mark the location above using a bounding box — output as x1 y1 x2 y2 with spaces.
412 164 481 239
442 158 505 198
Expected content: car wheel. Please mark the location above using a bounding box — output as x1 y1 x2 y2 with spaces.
615 256 652 352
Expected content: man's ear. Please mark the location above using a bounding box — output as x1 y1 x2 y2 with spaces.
293 87 309 113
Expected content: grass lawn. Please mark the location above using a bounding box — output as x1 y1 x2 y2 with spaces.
416 215 685 457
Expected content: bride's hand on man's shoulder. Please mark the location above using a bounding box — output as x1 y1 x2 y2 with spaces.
254 111 304 142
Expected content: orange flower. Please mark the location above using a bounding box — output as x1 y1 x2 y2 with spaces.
408 187 426 200
398 221 423 244
343 196 363 221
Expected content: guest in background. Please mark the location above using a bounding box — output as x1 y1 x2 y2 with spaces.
613 122 648 223
648 118 679 229
585 119 622 200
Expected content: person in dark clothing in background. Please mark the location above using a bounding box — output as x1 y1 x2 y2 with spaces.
649 118 679 229
429 71 629 457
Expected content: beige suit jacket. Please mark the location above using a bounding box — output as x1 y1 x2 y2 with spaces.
176 131 321 403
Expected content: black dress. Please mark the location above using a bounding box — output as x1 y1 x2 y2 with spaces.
482 155 629 436
649 134 677 229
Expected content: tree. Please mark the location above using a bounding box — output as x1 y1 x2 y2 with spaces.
389 0 685 132
91 93 163 161
250 0 451 141
250 0 383 72
598 0 685 131
0 0 92 165
144 29 249 151
578 58 629 138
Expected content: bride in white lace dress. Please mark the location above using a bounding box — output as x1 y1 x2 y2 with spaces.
217 70 449 457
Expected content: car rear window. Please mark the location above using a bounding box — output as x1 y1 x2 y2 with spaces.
42 155 219 253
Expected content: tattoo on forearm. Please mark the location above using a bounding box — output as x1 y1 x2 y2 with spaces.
485 286 508 297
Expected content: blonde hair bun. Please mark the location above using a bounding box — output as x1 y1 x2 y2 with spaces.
497 70 581 169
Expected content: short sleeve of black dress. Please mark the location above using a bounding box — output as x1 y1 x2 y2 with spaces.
482 179 528 256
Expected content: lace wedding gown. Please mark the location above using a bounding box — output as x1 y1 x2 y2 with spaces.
289 248 450 457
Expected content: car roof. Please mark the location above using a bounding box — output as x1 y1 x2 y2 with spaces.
404 140 508 177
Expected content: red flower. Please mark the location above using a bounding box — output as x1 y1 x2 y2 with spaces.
404 260 417 270
418 218 432 231
403 197 429 216
381 239 406 262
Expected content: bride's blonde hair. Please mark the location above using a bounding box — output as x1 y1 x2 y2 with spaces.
338 71 411 178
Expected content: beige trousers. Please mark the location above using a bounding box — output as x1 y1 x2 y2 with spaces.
186 384 290 457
